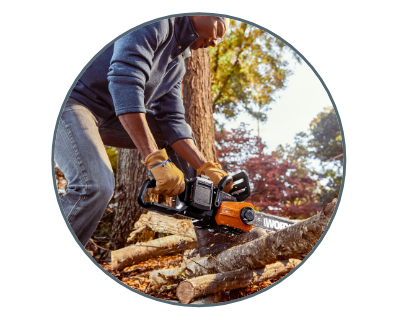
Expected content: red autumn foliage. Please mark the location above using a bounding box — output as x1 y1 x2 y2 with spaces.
216 124 321 218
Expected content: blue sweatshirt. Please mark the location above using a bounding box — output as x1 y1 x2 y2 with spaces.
70 16 199 145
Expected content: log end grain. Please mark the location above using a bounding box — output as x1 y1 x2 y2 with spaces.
176 281 196 304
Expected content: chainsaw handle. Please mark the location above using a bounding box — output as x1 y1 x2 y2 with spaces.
217 175 233 191
137 179 188 215
214 175 233 207
137 178 156 208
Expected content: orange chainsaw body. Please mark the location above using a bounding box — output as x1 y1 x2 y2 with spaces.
215 202 255 232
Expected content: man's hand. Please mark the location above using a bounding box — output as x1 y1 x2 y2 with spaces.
143 149 185 196
197 161 233 192
119 113 185 196
171 137 232 192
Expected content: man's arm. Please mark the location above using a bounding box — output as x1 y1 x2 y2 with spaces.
108 20 168 117
118 113 206 170
118 113 158 158
171 138 206 170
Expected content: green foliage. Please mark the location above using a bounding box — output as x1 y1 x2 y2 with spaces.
308 107 343 204
105 146 118 177
210 19 299 123
278 107 343 205
309 107 343 163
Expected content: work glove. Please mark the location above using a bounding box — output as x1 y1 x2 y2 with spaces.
197 161 233 192
143 149 185 197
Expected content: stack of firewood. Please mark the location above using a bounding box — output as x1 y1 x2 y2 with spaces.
111 199 337 304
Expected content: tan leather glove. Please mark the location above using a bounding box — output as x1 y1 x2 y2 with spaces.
143 149 185 197
197 161 233 192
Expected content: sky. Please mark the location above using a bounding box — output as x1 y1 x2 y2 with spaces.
214 55 333 151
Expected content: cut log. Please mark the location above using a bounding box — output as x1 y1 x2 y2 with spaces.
176 259 301 304
159 293 222 304
132 212 197 240
195 228 268 256
125 226 150 245
190 293 222 305
111 235 197 271
129 212 267 256
149 198 337 290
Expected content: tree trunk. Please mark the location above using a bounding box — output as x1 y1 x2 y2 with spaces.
109 149 147 249
111 235 197 271
149 198 337 290
176 259 301 304
182 48 216 162
110 149 172 250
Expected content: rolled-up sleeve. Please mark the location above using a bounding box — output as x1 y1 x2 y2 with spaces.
107 22 164 116
152 80 193 145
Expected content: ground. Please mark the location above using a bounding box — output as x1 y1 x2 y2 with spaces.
101 252 288 304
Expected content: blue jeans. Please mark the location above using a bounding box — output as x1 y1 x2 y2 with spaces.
55 98 195 246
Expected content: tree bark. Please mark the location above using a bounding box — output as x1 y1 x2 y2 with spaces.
109 149 147 250
195 228 268 256
139 295 218 305
111 235 197 271
182 48 216 162
149 198 337 290
176 259 301 304
190 293 222 305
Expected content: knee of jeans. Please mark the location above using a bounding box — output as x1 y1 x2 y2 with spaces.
89 175 115 203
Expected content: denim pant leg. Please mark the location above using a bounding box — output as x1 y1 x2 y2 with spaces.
54 99 115 246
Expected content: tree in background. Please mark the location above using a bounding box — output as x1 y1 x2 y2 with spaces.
309 107 343 203
216 124 321 219
210 19 299 131
276 107 343 205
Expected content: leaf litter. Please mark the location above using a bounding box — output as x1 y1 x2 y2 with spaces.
101 253 289 303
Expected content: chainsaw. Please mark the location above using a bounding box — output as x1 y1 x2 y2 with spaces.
138 172 296 235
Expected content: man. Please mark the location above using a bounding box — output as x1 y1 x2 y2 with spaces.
55 15 232 245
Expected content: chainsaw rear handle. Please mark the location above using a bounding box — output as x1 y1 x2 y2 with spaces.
137 178 187 216
214 175 233 207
